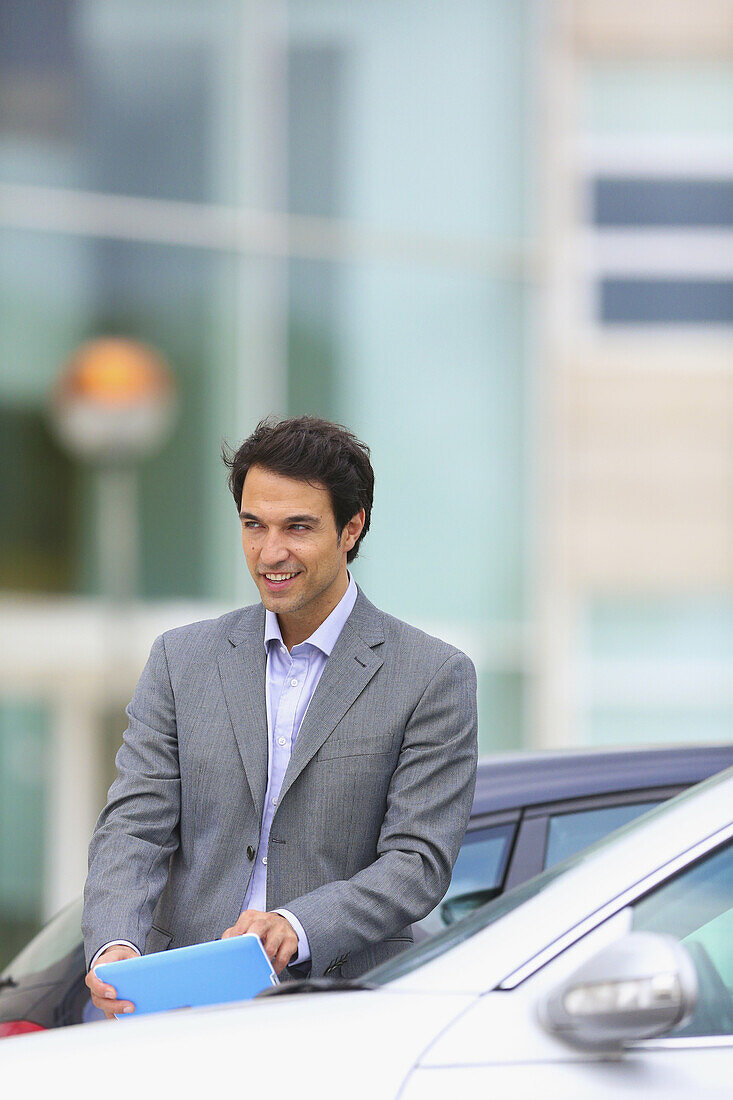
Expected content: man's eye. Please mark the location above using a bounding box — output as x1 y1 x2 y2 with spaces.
291 524 309 531
242 521 261 529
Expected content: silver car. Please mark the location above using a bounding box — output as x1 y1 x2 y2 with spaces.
4 766 733 1098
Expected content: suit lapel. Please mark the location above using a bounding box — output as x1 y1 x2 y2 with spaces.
277 591 385 805
216 589 385 814
217 606 269 820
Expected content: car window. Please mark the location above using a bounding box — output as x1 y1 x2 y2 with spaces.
416 823 516 937
545 801 660 869
632 839 733 1037
0 898 83 981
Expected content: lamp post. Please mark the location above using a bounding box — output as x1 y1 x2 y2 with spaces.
44 339 178 914
50 337 177 600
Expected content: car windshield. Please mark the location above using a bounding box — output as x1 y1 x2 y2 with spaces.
0 898 83 981
366 776 724 987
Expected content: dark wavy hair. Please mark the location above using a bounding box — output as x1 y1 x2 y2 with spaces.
222 416 374 563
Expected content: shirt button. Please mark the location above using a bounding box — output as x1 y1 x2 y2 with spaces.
290 678 298 687
262 856 267 866
278 737 286 746
272 798 278 807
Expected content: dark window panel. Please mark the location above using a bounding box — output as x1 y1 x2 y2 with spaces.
286 45 345 420
0 408 76 592
594 179 733 229
0 0 74 69
545 801 659 869
82 47 210 204
415 822 517 937
601 279 733 324
287 44 344 219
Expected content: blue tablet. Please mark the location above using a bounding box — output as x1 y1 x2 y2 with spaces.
95 934 279 1017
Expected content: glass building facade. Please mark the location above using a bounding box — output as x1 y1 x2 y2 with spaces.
0 1 730 963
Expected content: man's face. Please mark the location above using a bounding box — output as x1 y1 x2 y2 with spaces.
239 465 363 637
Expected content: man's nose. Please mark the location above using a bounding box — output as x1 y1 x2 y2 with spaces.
260 529 289 565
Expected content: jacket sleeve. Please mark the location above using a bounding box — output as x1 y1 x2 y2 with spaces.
81 634 181 970
283 650 478 977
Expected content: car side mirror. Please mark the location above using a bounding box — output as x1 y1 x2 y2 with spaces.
538 931 698 1050
440 888 502 926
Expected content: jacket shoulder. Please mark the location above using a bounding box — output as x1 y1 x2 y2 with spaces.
371 605 474 680
159 604 263 659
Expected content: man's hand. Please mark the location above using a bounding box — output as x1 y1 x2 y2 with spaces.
221 910 298 975
85 945 138 1019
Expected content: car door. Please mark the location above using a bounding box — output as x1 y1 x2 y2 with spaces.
405 831 733 1099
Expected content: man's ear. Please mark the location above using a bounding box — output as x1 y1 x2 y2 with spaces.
340 508 366 553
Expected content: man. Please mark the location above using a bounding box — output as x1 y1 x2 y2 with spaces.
84 416 478 1018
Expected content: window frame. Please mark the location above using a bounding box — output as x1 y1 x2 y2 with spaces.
413 811 521 939
444 809 521 895
577 137 733 338
503 785 687 890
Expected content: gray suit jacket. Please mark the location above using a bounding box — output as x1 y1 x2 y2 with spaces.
82 588 478 979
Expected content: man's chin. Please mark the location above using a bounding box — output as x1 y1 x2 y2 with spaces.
258 588 302 614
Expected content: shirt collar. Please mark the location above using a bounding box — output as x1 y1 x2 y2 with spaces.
263 572 358 657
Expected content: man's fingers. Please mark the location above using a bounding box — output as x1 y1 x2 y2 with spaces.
85 972 133 1016
222 920 256 939
220 911 297 972
88 984 135 1017
86 970 116 1000
259 923 297 974
100 999 135 1018
221 909 259 939
260 926 283 960
273 938 296 975
85 947 138 1019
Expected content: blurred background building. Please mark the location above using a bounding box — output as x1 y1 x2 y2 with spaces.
0 0 731 964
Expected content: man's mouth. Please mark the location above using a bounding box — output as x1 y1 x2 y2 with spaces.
260 571 300 591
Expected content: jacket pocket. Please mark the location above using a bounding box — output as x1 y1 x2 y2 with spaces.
314 734 396 761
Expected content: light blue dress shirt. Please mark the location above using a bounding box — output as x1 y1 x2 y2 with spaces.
91 573 358 972
254 572 358 966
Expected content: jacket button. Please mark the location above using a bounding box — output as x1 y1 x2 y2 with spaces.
246 845 255 860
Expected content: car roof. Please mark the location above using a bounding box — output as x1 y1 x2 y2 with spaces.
472 742 733 815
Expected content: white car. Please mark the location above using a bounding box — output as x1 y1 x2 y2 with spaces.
5 767 733 1098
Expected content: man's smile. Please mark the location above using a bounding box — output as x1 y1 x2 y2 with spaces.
260 571 301 592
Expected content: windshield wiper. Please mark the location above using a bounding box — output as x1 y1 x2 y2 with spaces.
256 977 374 998
0 977 18 990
